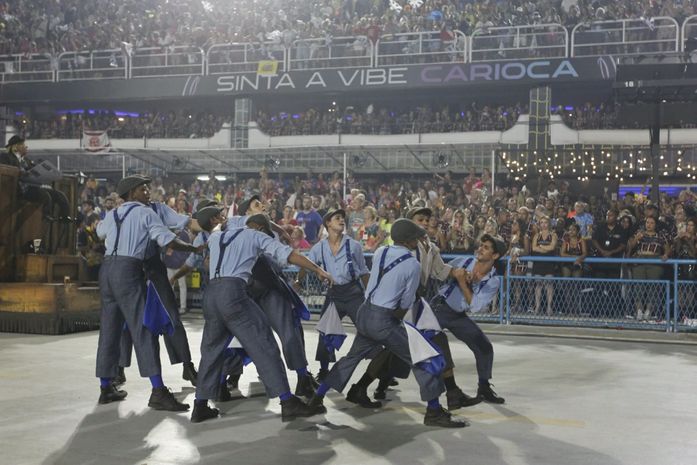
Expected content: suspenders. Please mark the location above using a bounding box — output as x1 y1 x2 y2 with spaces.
110 204 142 256
442 258 492 299
367 247 413 300
321 239 356 281
214 229 245 278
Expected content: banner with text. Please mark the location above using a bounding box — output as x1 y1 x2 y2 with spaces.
82 129 111 153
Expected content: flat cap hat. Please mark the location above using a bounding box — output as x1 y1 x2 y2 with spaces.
391 218 426 243
5 135 25 148
193 206 224 231
116 175 151 198
196 198 219 212
480 233 507 257
246 213 273 237
238 194 261 216
323 208 346 225
405 206 432 219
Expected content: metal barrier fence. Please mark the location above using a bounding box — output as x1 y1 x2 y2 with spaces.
186 253 696 333
470 24 567 62
571 17 679 57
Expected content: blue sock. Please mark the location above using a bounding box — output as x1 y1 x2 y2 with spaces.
194 399 208 406
316 382 330 397
279 391 292 401
296 367 308 377
479 378 489 386
427 398 441 410
149 375 164 389
320 361 329 371
100 377 111 388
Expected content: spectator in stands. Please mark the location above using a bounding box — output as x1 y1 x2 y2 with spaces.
448 208 473 254
279 205 298 226
674 217 697 321
347 193 366 238
592 208 627 280
290 226 311 250
426 213 448 251
508 218 529 313
573 201 594 241
357 205 384 252
627 216 671 321
295 194 323 244
531 215 558 316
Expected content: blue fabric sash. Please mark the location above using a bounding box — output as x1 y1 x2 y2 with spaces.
142 280 175 336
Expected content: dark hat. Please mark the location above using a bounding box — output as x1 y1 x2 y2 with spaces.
246 213 273 237
238 194 261 216
480 233 507 257
196 198 219 212
116 175 151 198
5 135 25 148
406 206 432 219
391 218 426 243
323 208 346 225
193 206 224 231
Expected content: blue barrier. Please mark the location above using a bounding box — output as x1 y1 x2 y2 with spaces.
188 252 697 333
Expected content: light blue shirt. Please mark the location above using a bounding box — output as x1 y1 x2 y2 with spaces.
208 227 293 280
145 202 191 259
307 235 369 285
364 245 420 310
226 215 248 230
96 201 177 260
185 231 210 269
437 257 500 313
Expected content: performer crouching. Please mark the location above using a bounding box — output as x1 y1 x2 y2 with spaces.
191 209 333 423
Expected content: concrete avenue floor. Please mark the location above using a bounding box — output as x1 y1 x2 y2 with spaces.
1 315 696 465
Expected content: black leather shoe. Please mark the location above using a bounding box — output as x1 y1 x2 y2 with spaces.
373 389 386 400
389 378 399 387
98 384 127 404
315 369 329 384
113 366 126 387
182 362 198 387
226 373 241 390
424 406 469 428
477 383 505 404
295 373 316 398
446 387 482 410
216 384 232 402
346 384 382 408
307 394 327 414
280 395 323 422
148 387 190 411
191 402 220 423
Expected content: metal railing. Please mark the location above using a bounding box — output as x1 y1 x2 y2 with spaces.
375 31 466 66
470 24 567 62
130 45 205 78
57 49 128 81
290 35 373 70
571 17 679 57
5 17 697 84
0 53 54 83
207 42 287 75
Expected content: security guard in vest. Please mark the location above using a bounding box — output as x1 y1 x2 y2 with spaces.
228 195 316 398
309 219 466 428
190 208 333 423
116 175 199 388
430 234 506 405
95 175 200 411
296 209 369 381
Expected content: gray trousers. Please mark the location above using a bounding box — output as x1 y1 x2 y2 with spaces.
196 278 290 400
431 297 494 381
96 257 161 378
315 280 364 364
324 301 445 402
119 255 192 367
257 288 307 371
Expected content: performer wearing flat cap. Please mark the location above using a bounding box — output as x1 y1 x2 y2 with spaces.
190 208 333 423
95 176 200 411
227 195 317 398
115 175 200 388
309 219 467 428
296 209 369 383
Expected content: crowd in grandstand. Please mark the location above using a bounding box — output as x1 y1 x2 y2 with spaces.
1 0 694 56
13 109 228 139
